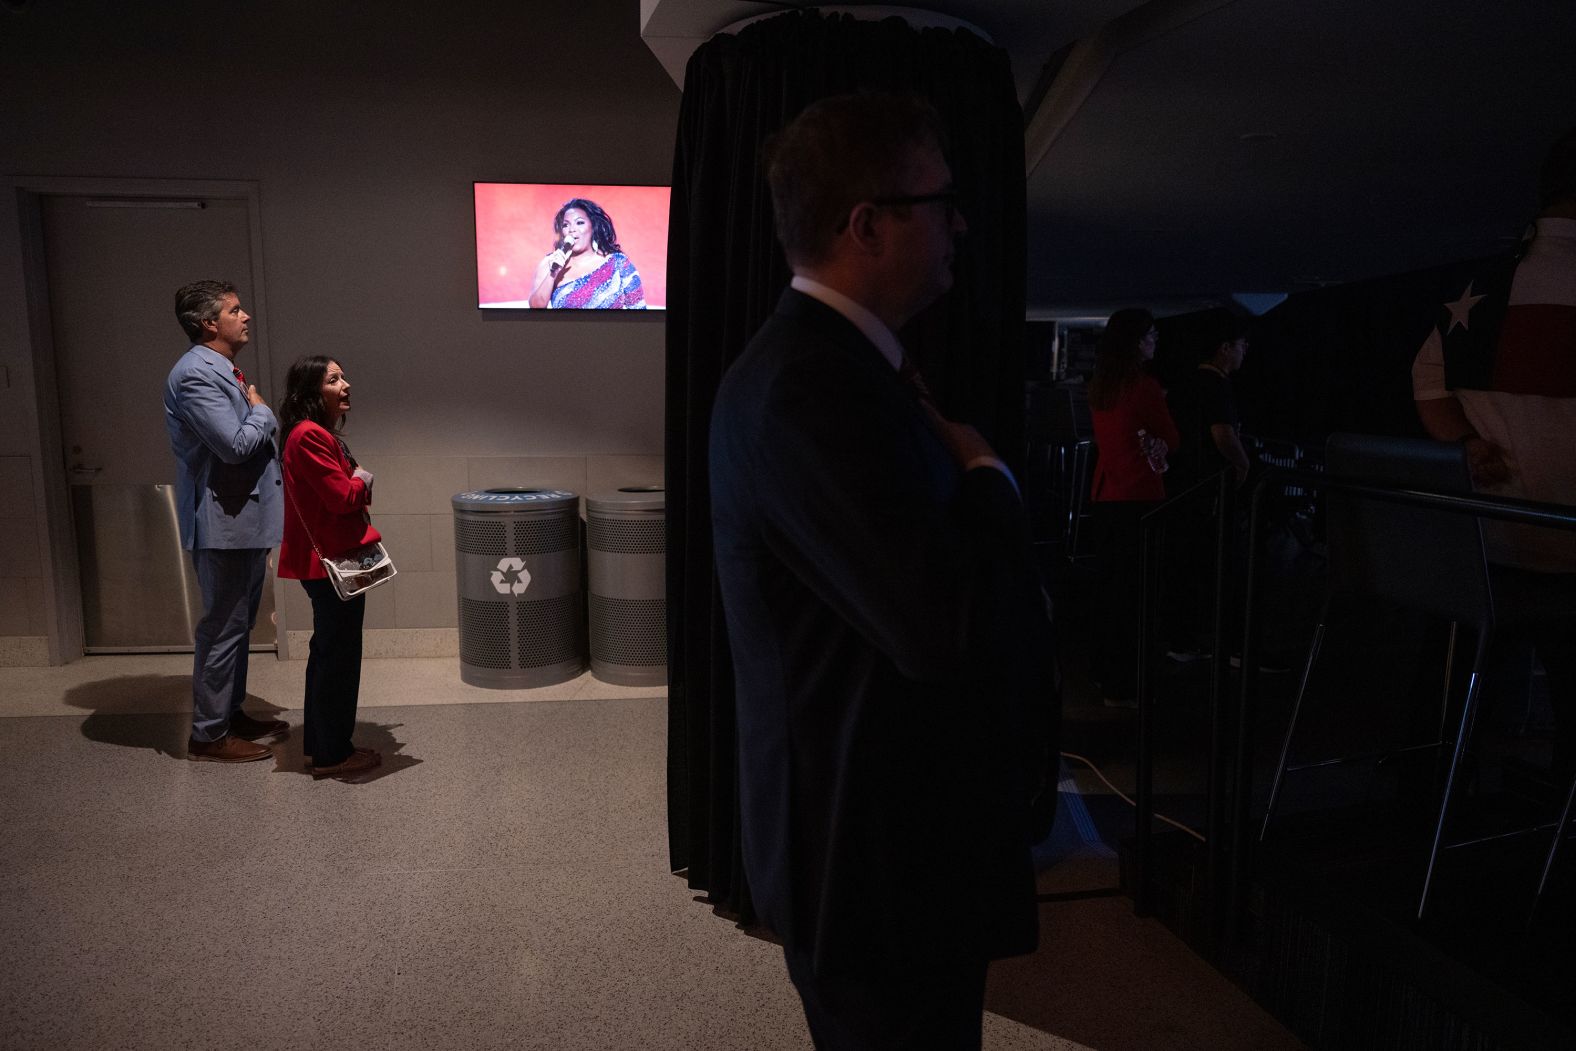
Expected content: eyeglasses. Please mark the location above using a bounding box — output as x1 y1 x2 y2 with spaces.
837 189 961 231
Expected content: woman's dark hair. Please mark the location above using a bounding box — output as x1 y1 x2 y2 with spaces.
278 355 343 441
1088 308 1155 411
553 198 622 254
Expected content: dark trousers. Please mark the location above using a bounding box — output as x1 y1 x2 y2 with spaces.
1511 575 1576 776
784 948 988 1051
1092 500 1156 700
301 579 365 767
1161 496 1217 651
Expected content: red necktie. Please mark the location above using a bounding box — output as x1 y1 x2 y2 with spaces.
232 367 247 391
899 356 937 409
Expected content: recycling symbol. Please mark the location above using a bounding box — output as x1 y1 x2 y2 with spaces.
491 557 531 595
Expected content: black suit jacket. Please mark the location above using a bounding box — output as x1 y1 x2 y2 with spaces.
709 289 1053 979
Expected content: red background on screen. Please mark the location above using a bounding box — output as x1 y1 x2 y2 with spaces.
475 183 668 308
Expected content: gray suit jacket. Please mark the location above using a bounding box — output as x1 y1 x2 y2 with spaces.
163 344 283 550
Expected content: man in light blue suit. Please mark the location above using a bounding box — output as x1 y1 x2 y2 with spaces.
164 280 287 763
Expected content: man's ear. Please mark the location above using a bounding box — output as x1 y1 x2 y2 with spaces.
845 202 884 256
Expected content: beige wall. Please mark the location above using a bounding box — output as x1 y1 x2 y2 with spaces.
0 0 679 663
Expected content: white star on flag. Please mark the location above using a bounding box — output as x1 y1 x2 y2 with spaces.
1444 281 1485 333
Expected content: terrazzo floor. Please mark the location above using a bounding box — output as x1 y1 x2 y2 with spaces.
0 655 1302 1050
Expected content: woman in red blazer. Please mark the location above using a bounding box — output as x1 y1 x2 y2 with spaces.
1087 309 1180 708
278 356 383 779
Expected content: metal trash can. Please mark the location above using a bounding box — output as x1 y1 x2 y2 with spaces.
585 486 666 686
452 488 584 688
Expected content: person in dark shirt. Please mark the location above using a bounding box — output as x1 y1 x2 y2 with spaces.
1167 317 1252 492
1162 315 1263 665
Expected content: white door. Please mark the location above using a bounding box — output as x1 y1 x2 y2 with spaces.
40 194 276 651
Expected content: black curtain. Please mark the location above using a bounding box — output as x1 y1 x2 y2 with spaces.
664 10 1028 917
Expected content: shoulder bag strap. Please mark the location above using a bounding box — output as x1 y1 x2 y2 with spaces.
284 477 324 560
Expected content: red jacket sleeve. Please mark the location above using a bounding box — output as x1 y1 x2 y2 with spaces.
1140 377 1181 451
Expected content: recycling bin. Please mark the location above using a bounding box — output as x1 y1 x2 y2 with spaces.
585 486 667 686
452 488 583 688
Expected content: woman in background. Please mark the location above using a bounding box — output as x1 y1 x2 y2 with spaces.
1087 309 1179 708
528 197 646 309
279 355 382 779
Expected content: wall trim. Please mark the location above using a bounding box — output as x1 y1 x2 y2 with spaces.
0 636 51 668
283 627 460 661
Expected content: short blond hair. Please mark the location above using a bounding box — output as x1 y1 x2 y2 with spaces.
765 92 947 267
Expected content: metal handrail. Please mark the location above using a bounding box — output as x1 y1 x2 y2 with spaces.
1133 467 1233 926
1128 461 1576 954
1140 465 1235 524
1226 467 1576 949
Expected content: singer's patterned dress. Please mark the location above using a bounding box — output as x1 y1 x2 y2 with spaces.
550 252 646 309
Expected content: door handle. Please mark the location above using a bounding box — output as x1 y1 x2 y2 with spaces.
70 464 103 477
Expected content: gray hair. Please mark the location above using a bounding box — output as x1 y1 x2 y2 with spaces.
174 280 238 343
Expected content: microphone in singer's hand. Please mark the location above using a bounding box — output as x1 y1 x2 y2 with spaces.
550 235 573 274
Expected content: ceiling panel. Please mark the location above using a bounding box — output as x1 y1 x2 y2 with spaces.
642 0 1576 312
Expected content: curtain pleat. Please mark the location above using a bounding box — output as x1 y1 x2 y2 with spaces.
665 10 1028 918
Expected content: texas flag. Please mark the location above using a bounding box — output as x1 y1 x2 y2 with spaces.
1437 219 1576 396
1491 294 1576 399
1419 217 1576 572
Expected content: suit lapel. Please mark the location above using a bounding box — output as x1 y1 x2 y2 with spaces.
775 288 954 493
776 288 905 393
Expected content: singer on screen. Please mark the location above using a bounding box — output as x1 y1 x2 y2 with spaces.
527 198 647 309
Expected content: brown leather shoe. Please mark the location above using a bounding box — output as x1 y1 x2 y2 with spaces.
187 735 273 763
304 747 379 767
229 710 289 741
311 748 382 780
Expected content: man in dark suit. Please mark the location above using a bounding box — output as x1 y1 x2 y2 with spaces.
709 93 1052 1050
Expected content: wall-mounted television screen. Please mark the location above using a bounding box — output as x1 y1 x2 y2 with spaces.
475 183 669 310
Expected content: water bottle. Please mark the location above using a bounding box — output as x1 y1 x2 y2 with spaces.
1138 429 1169 474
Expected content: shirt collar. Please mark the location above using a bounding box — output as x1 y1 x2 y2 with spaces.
191 344 238 371
790 275 904 371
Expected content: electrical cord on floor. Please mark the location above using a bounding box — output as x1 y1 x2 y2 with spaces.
1059 750 1207 844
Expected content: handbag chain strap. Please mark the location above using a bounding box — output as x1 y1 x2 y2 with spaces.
284 483 327 560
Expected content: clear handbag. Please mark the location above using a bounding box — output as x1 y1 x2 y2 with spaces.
319 540 397 600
